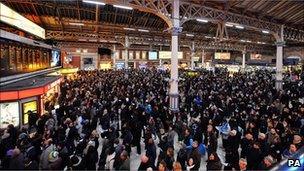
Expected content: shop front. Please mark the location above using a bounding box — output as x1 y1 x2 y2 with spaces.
0 76 62 128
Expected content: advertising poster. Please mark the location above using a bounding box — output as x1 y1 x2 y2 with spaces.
214 52 231 60
250 53 262 60
0 102 19 128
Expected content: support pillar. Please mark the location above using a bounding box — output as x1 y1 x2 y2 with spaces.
242 51 246 71
190 41 195 70
202 50 205 68
275 26 285 90
275 42 284 90
124 36 129 69
113 44 116 69
169 0 181 112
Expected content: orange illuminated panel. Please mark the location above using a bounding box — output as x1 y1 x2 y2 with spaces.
0 91 19 101
19 87 44 99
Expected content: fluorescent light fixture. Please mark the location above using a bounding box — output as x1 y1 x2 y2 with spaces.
78 39 86 41
257 41 261 44
261 42 266 44
69 22 84 26
113 5 133 10
196 19 208 23
212 37 217 39
83 49 88 53
240 39 246 42
205 36 212 38
138 29 149 32
235 25 244 29
123 27 135 31
186 33 194 37
89 39 98 42
109 40 117 43
262 30 270 34
225 23 234 27
76 49 81 53
246 40 251 43
82 0 105 5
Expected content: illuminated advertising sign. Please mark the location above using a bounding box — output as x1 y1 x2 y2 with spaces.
159 51 183 59
148 51 158 60
250 53 262 60
0 3 45 39
214 52 230 60
22 101 37 124
0 102 19 128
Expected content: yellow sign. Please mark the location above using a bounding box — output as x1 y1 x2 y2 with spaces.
159 51 183 59
214 53 230 60
23 101 37 124
0 3 45 39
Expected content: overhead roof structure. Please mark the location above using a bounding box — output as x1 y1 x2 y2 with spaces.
0 0 303 54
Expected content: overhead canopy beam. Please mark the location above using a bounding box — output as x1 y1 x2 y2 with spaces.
47 30 275 53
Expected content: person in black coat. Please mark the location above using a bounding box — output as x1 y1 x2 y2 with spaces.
84 145 98 170
206 152 222 171
145 137 157 166
189 140 201 170
204 125 218 155
240 133 254 158
28 111 38 129
246 142 263 170
225 130 240 170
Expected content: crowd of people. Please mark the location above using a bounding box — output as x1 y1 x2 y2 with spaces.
0 68 303 171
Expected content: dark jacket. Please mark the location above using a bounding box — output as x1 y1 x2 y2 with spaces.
206 160 222 170
189 147 201 170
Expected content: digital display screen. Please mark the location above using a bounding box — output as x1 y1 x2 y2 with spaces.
0 3 45 39
22 101 37 125
51 50 61 67
159 51 183 59
214 52 230 60
0 102 19 128
148 51 158 60
83 58 93 65
250 53 262 60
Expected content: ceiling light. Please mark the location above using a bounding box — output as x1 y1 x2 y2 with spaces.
196 19 208 23
89 39 98 42
235 25 244 29
69 22 84 26
113 5 133 10
186 34 194 37
205 36 212 38
240 39 246 42
82 0 105 5
83 49 88 53
123 27 135 31
138 29 149 32
246 40 251 43
261 42 266 44
78 39 86 41
262 30 270 34
257 41 261 44
76 49 81 53
225 23 233 27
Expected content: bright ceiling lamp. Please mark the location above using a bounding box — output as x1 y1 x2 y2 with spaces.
186 33 194 37
82 0 105 5
69 22 84 26
240 39 246 42
262 30 270 34
196 19 208 23
123 27 135 31
114 5 133 10
246 40 251 43
138 29 149 32
235 25 244 29
225 23 234 27
205 36 212 38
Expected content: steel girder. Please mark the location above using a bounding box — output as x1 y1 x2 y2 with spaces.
103 0 304 43
48 30 274 53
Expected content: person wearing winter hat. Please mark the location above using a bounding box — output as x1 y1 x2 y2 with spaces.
48 151 62 170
